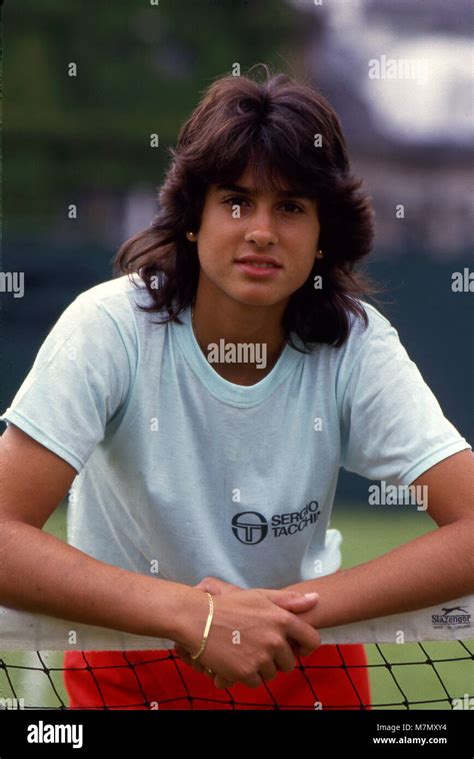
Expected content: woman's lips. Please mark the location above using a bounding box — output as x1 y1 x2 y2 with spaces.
235 261 282 278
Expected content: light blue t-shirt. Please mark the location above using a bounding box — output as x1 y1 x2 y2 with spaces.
1 273 471 589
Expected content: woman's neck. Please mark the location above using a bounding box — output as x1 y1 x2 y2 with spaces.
190 293 288 385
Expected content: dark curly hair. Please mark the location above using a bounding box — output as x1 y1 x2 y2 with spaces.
113 64 383 351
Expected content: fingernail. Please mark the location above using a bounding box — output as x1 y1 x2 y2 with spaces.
304 592 319 600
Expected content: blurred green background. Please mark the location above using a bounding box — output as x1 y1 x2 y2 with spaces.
0 0 472 710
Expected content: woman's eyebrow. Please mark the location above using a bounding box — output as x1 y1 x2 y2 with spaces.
216 183 313 200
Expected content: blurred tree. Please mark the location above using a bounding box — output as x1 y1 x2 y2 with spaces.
4 0 310 231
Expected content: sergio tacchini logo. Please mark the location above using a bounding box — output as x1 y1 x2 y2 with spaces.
231 511 268 545
232 501 321 545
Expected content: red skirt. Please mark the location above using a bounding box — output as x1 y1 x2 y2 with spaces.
64 643 371 710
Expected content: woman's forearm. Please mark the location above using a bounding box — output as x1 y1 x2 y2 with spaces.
284 519 474 629
0 520 205 644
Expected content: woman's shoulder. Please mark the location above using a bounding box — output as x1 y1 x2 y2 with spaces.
73 272 146 314
70 272 168 341
350 299 392 332
343 299 396 353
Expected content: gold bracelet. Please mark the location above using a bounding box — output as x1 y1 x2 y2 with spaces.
190 592 215 661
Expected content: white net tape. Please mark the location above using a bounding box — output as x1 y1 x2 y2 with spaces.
0 594 472 651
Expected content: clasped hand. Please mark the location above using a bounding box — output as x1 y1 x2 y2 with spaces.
173 576 320 690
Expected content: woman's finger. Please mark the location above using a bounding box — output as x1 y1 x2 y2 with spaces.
213 674 236 689
256 660 279 683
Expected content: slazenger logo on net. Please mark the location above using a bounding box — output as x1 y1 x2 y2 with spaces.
232 501 320 544
432 605 471 631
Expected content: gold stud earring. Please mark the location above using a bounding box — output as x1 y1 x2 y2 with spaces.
315 249 324 258
186 231 197 241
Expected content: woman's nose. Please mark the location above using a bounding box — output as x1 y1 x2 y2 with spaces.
244 216 279 247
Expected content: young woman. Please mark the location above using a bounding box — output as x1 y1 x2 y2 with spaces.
0 67 472 711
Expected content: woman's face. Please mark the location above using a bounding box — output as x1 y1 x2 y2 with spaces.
193 166 321 309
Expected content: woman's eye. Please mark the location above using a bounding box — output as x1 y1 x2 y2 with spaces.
223 196 248 207
282 203 304 214
222 197 304 214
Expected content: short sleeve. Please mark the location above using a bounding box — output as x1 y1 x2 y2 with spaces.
340 308 472 485
0 294 133 473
